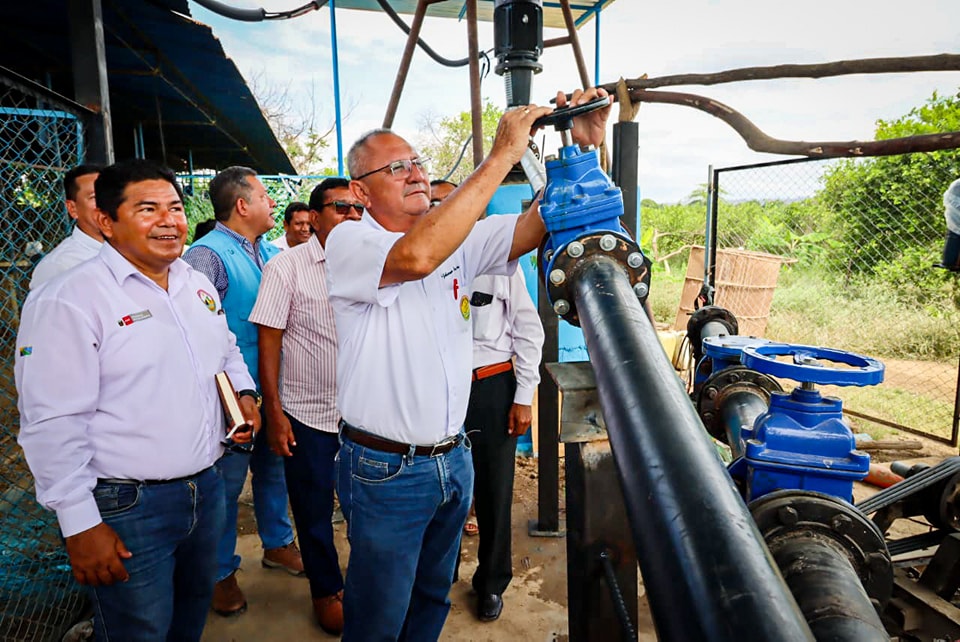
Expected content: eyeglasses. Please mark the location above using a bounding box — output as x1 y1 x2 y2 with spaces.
354 157 430 181
322 201 364 216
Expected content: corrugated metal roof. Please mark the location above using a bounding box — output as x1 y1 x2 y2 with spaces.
0 0 295 174
335 0 618 29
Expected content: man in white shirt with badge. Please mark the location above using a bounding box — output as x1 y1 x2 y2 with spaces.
16 159 260 642
30 164 103 289
325 87 609 641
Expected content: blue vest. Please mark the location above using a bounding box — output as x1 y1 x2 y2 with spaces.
191 228 279 388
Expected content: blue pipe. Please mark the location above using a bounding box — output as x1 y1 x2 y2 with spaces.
330 0 345 176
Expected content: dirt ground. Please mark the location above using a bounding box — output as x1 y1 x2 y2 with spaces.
201 434 956 642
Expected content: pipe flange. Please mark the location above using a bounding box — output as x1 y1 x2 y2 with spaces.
936 471 960 530
545 232 651 327
750 490 892 610
697 366 782 442
686 306 739 361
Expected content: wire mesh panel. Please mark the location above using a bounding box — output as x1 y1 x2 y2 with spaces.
0 74 88 640
179 173 338 243
711 154 960 445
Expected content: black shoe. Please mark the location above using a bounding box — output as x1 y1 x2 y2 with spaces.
478 593 503 622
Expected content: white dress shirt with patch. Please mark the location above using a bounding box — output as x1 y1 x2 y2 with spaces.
325 212 519 445
16 242 253 537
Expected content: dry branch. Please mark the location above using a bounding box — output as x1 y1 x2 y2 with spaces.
629 89 960 158
601 54 960 92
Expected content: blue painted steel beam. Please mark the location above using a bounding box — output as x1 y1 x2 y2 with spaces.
330 0 345 176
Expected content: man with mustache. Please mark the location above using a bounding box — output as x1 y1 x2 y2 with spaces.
326 87 610 641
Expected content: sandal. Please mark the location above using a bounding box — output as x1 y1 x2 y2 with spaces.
463 516 479 537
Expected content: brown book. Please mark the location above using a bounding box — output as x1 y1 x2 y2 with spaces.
215 371 251 443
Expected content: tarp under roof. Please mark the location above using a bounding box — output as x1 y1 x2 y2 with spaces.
334 0 617 29
0 0 295 174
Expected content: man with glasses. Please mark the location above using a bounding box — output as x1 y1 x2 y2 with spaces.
325 88 610 641
16 160 259 641
183 167 303 617
248 177 362 635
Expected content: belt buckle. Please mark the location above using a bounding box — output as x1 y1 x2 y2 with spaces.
430 435 458 457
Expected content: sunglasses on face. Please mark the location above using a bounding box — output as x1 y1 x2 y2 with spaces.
354 157 430 181
322 201 364 216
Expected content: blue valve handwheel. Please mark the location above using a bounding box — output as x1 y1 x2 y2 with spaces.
741 343 884 387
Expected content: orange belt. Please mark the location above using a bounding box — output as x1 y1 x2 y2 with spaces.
472 360 513 381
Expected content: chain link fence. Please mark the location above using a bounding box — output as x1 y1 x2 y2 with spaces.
706 154 960 445
179 173 338 244
0 73 88 641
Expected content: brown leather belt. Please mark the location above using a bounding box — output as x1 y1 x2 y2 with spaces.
340 422 463 457
472 360 513 381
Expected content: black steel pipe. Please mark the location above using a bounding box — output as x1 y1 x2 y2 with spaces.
772 537 888 641
719 389 769 458
572 255 813 641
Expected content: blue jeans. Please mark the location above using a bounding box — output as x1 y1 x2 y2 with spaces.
89 466 225 642
337 433 473 642
283 413 343 598
216 423 294 582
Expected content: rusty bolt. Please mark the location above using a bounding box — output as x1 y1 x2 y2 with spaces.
706 387 718 400
831 514 852 533
778 506 799 526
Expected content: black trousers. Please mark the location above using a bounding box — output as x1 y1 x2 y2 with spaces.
282 412 344 599
465 369 518 596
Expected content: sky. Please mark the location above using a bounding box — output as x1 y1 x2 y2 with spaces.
190 0 960 203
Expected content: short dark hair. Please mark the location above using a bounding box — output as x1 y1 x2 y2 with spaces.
308 177 351 211
95 159 183 221
283 201 311 225
208 166 256 222
64 164 103 201
193 219 217 242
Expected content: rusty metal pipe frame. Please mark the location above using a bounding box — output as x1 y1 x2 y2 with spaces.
381 0 429 128
571 254 813 641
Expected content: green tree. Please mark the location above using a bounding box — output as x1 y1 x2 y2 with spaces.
417 101 503 184
820 89 960 275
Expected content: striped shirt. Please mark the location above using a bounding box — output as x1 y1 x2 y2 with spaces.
249 235 339 432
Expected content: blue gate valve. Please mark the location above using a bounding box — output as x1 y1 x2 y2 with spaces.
527 97 652 326
729 343 884 503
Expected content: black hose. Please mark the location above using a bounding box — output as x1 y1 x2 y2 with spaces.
191 0 327 21
374 0 470 67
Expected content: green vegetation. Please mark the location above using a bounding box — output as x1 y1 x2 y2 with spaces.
642 89 960 441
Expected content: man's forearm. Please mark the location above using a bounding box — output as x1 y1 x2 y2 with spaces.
256 325 284 417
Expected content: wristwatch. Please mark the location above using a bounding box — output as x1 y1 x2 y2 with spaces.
238 389 262 409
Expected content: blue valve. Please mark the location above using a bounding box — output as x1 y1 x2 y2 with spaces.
741 343 884 387
730 343 884 503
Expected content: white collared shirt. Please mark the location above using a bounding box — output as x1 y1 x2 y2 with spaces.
470 270 544 406
16 242 254 537
29 225 103 289
271 235 290 251
249 235 339 432
326 212 518 445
